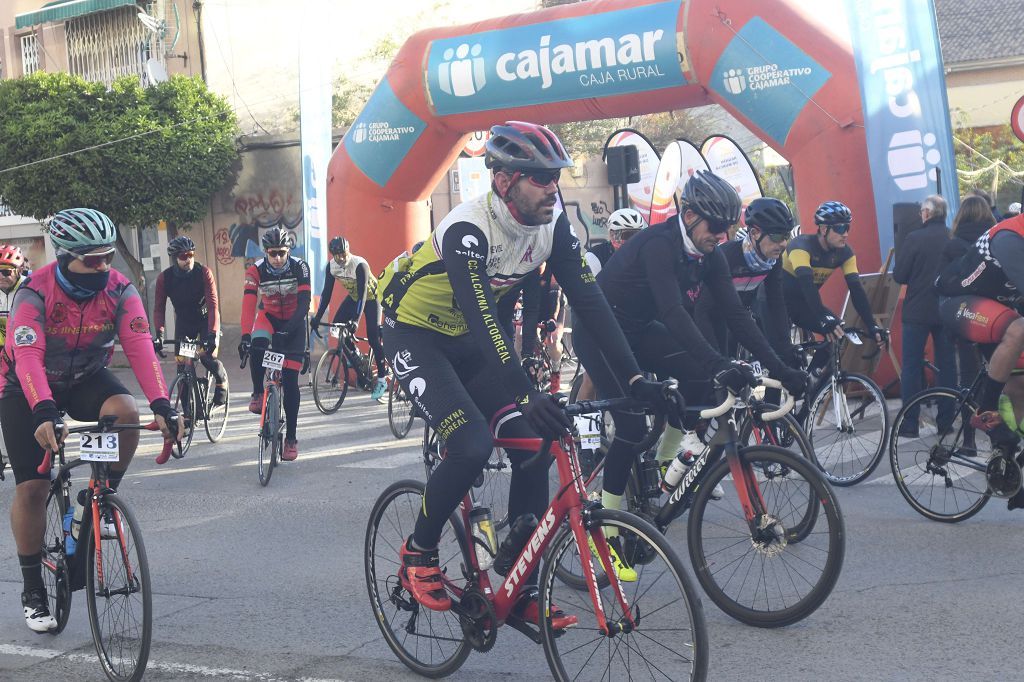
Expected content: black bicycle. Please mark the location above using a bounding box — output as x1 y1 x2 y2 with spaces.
312 322 379 414
158 336 230 454
386 371 417 439
40 415 178 681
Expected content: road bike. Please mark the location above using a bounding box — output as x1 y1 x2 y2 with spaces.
794 326 890 486
241 345 307 486
312 321 379 414
39 414 178 682
565 378 845 628
366 396 709 681
386 372 417 439
158 336 230 454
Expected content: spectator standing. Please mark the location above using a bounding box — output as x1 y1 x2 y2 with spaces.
941 195 997 388
893 195 956 437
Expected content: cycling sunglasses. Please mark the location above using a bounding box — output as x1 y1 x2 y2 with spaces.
266 248 290 258
176 251 196 262
523 169 561 188
829 223 851 235
706 219 733 235
67 248 115 269
0 269 15 277
764 232 790 244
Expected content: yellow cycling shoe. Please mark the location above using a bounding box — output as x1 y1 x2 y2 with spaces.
589 534 637 582
998 395 1024 437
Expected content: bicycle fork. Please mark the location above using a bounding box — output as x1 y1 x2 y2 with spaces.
573 505 636 636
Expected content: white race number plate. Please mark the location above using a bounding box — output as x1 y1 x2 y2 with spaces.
330 326 341 339
262 351 285 371
574 414 602 450
79 432 119 462
179 341 197 358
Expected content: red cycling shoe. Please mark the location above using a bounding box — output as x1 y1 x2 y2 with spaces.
399 538 451 612
514 592 577 631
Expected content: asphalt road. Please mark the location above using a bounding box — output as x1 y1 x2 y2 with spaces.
0 362 1022 681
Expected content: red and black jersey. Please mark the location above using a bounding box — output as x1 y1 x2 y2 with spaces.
241 257 311 334
937 215 1024 308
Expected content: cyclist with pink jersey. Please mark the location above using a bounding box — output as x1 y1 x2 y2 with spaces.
0 208 182 634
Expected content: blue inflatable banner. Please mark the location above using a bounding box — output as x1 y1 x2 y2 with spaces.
344 80 427 187
425 0 686 116
845 0 958 260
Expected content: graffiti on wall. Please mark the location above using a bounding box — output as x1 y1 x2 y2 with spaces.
227 189 305 258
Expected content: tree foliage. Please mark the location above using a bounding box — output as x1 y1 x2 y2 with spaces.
954 124 1024 209
0 72 239 226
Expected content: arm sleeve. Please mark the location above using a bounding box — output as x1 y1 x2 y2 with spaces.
496 280 523 340
707 251 785 373
153 271 167 332
202 265 220 335
989 232 1024 293
116 285 170 404
440 221 534 400
313 264 334 320
240 264 260 334
642 237 725 372
548 217 641 381
281 261 312 336
762 265 795 358
519 269 541 358
353 262 368 319
844 274 878 328
794 269 831 321
9 286 53 409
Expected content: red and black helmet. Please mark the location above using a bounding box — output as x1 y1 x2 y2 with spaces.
484 121 573 172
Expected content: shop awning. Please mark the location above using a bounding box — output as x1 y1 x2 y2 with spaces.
16 0 139 30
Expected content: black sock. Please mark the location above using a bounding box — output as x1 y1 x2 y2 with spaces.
978 374 1006 413
108 468 126 491
19 553 44 593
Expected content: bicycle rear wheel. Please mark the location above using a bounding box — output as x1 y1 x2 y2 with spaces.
86 494 152 682
388 378 415 439
688 445 845 627
541 508 708 681
258 387 279 486
890 388 990 522
365 479 471 678
806 372 889 486
203 374 230 443
42 487 72 634
168 374 196 456
313 349 348 414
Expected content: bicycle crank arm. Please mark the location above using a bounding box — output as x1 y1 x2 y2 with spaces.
504 611 542 644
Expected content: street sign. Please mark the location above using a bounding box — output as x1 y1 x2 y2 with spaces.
1012 94 1024 143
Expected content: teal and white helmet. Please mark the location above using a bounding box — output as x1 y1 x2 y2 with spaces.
49 208 117 254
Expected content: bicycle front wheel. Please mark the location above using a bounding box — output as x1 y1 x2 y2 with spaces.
168 374 196 456
387 378 415 439
541 508 708 681
688 445 845 627
890 388 990 522
258 387 279 487
203 375 230 443
313 349 348 414
806 372 889 486
365 479 472 678
42 487 72 634
86 494 152 682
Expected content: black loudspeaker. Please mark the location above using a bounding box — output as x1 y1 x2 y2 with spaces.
606 145 641 185
892 202 923 257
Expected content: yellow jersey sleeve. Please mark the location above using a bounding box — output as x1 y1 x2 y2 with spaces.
841 254 859 277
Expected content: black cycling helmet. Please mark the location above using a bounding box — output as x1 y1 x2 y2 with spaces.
167 236 196 256
484 121 573 172
744 198 795 235
261 226 295 250
814 201 852 227
680 170 742 229
329 236 348 255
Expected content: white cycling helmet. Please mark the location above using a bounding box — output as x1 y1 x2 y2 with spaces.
608 208 647 233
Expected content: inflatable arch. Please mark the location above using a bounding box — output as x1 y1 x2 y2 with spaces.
328 0 878 281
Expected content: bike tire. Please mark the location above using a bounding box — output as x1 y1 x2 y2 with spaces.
258 387 279 486
889 387 990 522
313 349 347 414
688 445 844 627
541 508 708 681
168 373 196 456
203 374 230 443
365 479 472 678
805 372 890 486
388 378 415 439
42 487 73 634
85 494 152 682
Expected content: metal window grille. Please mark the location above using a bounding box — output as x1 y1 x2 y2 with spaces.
21 33 40 75
65 4 160 87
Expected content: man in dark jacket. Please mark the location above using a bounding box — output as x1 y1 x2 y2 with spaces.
893 194 956 437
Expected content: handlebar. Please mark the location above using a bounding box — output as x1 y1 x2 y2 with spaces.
36 418 177 475
754 377 795 421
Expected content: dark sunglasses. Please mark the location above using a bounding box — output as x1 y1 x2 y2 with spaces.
764 232 790 244
829 223 851 235
176 252 196 262
266 249 289 258
68 249 115 269
706 219 733 235
0 269 15 277
522 169 561 187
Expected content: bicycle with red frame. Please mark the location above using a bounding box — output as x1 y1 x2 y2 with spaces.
240 342 307 486
365 387 709 681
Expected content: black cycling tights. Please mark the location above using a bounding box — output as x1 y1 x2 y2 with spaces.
383 323 547 559
249 343 301 441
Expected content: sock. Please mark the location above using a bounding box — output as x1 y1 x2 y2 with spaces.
19 553 44 593
656 426 683 462
108 468 126 491
601 491 623 538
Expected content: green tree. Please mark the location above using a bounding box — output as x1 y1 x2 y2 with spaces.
954 124 1024 209
0 71 239 289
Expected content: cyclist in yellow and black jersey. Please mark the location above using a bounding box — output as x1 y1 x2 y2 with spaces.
376 122 676 624
782 201 887 372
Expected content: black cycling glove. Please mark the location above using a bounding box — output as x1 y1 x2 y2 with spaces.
629 378 685 430
238 334 251 360
516 391 570 440
202 334 217 355
776 366 811 399
712 359 756 393
819 314 842 335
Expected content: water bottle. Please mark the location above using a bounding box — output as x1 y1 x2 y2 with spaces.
62 507 77 557
494 513 539 576
661 431 704 493
469 507 497 571
70 489 88 543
